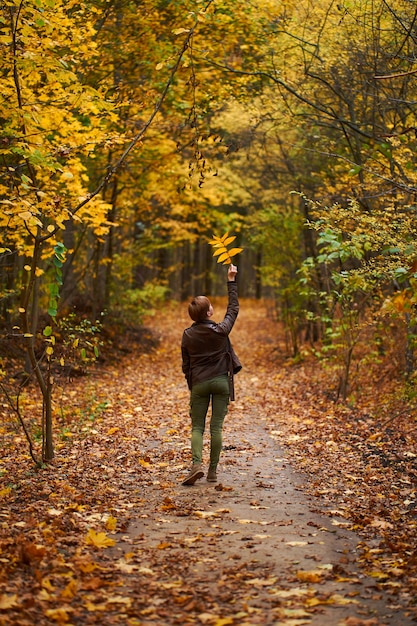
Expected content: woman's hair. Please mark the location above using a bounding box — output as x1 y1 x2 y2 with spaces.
188 296 211 322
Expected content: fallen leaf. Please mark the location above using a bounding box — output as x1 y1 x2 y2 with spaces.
244 577 277 587
105 515 117 531
45 608 73 622
296 569 324 583
85 528 116 548
0 594 19 609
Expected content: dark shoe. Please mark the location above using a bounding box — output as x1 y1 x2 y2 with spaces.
182 464 204 486
207 467 217 482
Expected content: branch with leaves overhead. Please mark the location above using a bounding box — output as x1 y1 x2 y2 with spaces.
209 233 243 265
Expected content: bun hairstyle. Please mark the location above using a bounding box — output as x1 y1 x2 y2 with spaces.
188 296 211 322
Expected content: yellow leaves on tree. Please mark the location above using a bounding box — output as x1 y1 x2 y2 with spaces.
0 0 117 258
209 232 243 265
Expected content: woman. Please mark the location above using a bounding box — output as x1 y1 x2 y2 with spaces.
181 264 242 485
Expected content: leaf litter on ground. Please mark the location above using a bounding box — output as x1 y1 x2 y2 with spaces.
0 298 416 624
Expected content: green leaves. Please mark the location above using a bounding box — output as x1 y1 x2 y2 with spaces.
48 242 67 318
209 232 243 265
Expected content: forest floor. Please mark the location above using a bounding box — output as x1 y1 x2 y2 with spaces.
1 298 417 626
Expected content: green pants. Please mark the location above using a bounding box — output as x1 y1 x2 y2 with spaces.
189 375 230 467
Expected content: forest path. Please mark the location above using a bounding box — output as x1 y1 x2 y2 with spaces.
4 299 415 626
83 298 412 626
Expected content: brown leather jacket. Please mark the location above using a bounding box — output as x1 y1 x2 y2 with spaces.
181 281 242 399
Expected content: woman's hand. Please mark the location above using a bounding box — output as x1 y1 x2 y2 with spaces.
228 264 238 281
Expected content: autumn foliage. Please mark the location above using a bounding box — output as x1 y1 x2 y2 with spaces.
1 1 417 620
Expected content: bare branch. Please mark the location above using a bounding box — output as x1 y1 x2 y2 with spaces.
374 67 417 80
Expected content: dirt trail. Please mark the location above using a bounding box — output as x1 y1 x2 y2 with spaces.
86 299 414 625
4 298 415 626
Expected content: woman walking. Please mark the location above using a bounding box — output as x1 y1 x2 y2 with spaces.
181 264 241 485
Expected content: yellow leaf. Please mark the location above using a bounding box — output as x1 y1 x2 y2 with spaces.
106 427 119 435
227 247 243 258
392 292 407 312
369 570 390 579
45 608 72 622
296 569 324 583
61 579 78 600
42 578 55 591
245 577 277 586
213 246 227 257
217 252 230 264
105 515 117 531
106 595 132 606
84 601 107 611
19 211 33 221
77 559 100 573
223 235 236 246
220 232 230 242
306 594 358 607
85 528 116 548
173 27 191 35
0 594 18 610
155 61 165 70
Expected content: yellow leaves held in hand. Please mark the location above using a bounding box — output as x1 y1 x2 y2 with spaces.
85 528 116 549
209 232 243 265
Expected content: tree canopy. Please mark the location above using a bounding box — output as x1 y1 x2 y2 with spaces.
2 0 417 459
